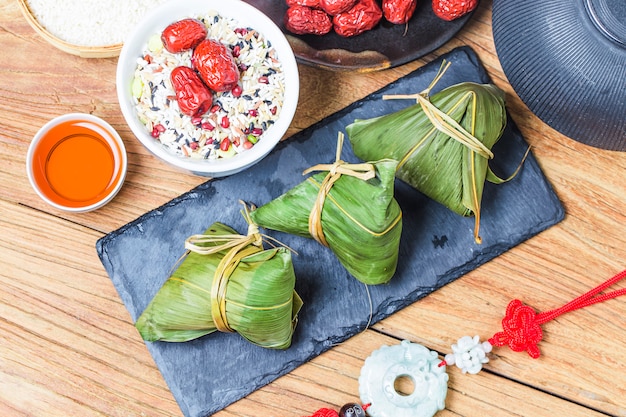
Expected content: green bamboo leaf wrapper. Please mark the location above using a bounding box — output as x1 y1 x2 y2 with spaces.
346 82 507 243
249 159 402 285
135 222 302 350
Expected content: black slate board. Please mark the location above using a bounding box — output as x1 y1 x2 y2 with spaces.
96 47 564 417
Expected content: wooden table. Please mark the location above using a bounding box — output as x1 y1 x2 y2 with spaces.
1 1 625 416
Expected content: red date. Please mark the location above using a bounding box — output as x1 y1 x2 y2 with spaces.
382 0 418 24
320 0 358 15
286 0 321 7
192 39 240 92
333 0 383 37
284 5 333 36
170 66 213 117
161 18 207 53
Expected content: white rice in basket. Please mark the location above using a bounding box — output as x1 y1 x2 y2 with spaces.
26 0 167 46
131 10 286 160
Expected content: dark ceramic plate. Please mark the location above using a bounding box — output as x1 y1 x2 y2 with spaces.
97 47 564 417
493 0 626 151
243 0 475 71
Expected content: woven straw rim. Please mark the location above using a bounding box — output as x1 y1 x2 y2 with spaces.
17 0 122 58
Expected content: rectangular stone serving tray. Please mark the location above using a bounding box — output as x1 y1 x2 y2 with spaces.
96 47 564 417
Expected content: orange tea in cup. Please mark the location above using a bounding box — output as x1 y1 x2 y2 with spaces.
27 113 127 212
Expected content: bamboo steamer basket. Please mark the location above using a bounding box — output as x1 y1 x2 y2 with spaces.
17 0 122 58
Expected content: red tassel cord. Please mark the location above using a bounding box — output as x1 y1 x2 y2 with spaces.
306 408 339 417
304 403 370 417
489 269 626 358
440 269 626 374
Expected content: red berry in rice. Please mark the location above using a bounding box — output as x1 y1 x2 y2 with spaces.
151 123 165 138
248 109 258 117
190 141 199 150
220 138 231 151
258 75 269 84
201 122 214 131
232 84 243 98
221 116 230 128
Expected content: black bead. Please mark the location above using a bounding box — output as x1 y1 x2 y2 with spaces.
339 403 366 417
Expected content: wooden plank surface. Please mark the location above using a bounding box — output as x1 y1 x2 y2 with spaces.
1 1 625 416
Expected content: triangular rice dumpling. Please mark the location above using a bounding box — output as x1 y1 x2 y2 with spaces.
135 221 302 350
346 76 515 244
249 135 402 285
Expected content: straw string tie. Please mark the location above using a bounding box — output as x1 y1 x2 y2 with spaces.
184 202 264 333
303 132 375 247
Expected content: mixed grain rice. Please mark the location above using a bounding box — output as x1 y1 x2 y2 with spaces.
132 10 285 160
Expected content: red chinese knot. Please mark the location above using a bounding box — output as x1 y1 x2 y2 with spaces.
490 269 626 359
488 299 543 358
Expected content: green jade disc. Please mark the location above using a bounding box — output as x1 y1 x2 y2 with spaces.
358 340 448 417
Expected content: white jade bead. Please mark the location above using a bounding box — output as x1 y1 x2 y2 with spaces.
447 336 492 375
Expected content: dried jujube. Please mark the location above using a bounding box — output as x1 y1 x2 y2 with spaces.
161 18 207 53
320 0 359 15
382 0 418 24
170 66 213 117
284 5 333 35
192 39 240 92
333 0 383 37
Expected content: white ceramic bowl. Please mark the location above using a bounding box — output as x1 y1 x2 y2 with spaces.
26 113 127 212
116 0 299 177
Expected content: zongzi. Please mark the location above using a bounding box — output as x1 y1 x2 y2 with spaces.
135 209 302 350
249 133 403 285
346 63 522 243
